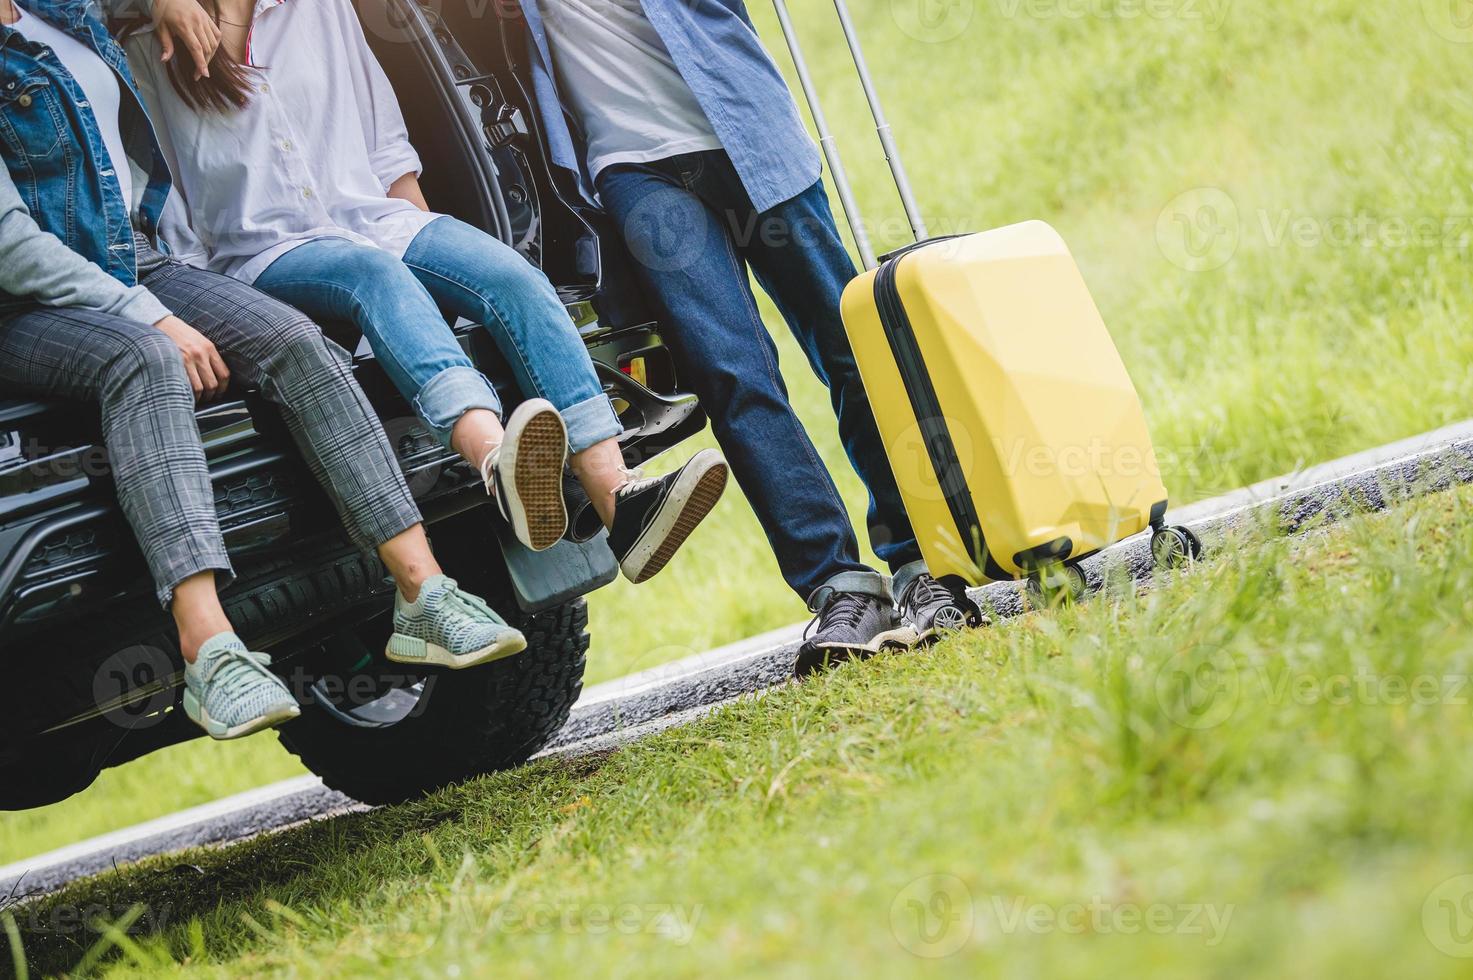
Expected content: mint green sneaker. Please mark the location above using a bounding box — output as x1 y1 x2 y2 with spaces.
182 633 300 740
386 575 527 669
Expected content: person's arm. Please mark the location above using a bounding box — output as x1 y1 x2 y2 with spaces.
1 167 229 396
101 0 220 80
333 0 424 195
386 172 430 212
0 167 171 325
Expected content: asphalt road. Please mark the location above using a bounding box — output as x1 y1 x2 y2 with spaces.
4 418 1472 901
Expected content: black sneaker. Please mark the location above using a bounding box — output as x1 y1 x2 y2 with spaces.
897 573 986 644
481 399 569 552
608 449 728 583
793 590 919 678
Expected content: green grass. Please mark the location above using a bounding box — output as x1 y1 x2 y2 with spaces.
8 479 1473 977
5 0 1471 869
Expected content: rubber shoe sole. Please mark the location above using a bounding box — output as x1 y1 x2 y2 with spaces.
498 400 569 552
793 626 921 678
815 624 921 656
384 629 528 669
182 688 300 741
620 451 728 585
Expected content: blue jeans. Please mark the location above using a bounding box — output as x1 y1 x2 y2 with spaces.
597 150 924 603
255 216 622 453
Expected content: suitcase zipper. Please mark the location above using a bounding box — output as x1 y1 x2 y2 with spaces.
873 253 1011 582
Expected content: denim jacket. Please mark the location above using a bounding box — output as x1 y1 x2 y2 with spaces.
0 0 172 322
521 0 821 214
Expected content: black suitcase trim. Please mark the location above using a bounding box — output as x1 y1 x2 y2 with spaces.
873 252 1013 583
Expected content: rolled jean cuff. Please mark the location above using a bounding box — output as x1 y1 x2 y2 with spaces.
807 569 891 610
561 391 624 454
889 559 930 603
414 365 502 448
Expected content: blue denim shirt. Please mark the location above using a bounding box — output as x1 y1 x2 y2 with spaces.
521 0 821 214
0 0 170 307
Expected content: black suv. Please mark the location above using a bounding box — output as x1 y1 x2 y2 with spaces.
0 0 704 809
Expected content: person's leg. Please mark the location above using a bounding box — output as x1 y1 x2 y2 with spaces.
254 236 574 552
0 306 233 640
596 155 883 603
142 250 526 667
0 303 299 738
253 237 508 470
402 217 622 464
145 254 425 561
734 174 925 585
734 173 984 636
400 216 728 582
401 217 633 517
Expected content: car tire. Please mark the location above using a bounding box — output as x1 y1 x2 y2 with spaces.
276 593 589 806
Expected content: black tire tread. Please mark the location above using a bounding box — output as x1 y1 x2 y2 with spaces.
276 598 589 806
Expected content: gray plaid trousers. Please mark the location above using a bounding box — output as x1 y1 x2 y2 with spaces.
0 240 423 606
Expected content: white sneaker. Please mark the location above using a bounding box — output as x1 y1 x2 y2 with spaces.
481 398 569 551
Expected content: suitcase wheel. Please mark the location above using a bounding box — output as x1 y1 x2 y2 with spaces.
1151 525 1203 569
1026 562 1091 605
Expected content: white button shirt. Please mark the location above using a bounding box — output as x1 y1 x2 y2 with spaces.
126 0 438 283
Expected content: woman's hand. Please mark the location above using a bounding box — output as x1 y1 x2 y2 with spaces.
153 315 231 401
152 0 221 81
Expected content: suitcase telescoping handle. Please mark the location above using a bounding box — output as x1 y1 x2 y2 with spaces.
769 0 927 269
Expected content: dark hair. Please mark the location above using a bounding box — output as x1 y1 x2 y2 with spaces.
121 2 256 113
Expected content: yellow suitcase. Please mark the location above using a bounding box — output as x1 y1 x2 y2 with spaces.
773 0 1201 591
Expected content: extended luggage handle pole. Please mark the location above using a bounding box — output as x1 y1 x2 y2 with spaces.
827 0 928 245
769 0 928 270
770 0 878 269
